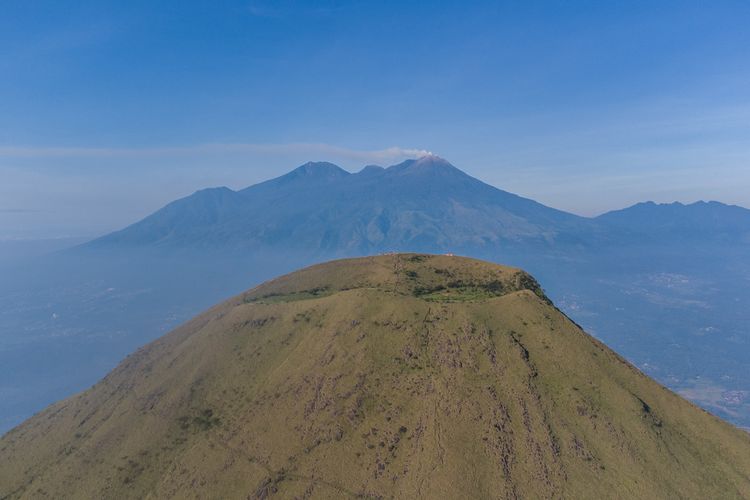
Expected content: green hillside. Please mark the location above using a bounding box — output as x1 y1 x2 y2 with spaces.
2 254 749 499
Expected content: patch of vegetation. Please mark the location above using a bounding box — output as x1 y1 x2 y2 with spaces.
177 408 221 432
414 279 509 302
484 280 505 293
246 287 332 304
515 272 552 304
433 268 449 275
193 408 221 430
412 284 446 297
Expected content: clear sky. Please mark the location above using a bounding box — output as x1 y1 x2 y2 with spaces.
1 0 749 239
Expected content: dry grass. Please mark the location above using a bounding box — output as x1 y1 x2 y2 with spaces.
2 254 749 499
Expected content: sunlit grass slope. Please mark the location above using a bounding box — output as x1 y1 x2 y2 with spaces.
1 254 749 499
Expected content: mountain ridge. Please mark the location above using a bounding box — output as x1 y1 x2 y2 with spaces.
84 156 750 254
83 157 591 253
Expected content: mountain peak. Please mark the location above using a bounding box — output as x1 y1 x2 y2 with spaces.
5 254 750 498
387 154 464 176
601 199 738 217
292 161 349 177
264 161 351 187
243 253 545 304
414 153 451 165
358 164 385 175
87 155 589 252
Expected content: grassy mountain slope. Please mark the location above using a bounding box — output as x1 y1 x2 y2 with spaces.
1 254 749 499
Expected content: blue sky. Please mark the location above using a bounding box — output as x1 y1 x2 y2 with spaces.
1 0 750 238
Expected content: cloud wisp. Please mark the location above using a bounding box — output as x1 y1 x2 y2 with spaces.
0 143 432 165
0 208 41 214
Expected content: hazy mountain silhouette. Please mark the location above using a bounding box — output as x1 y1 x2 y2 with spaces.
596 200 750 244
87 156 592 254
85 156 750 255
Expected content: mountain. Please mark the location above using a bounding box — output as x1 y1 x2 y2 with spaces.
87 156 591 255
4 156 750 438
2 255 749 499
596 200 750 245
84 156 750 254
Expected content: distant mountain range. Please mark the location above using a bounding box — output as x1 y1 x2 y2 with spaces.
2 156 749 436
597 200 750 246
87 156 589 254
85 155 750 255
